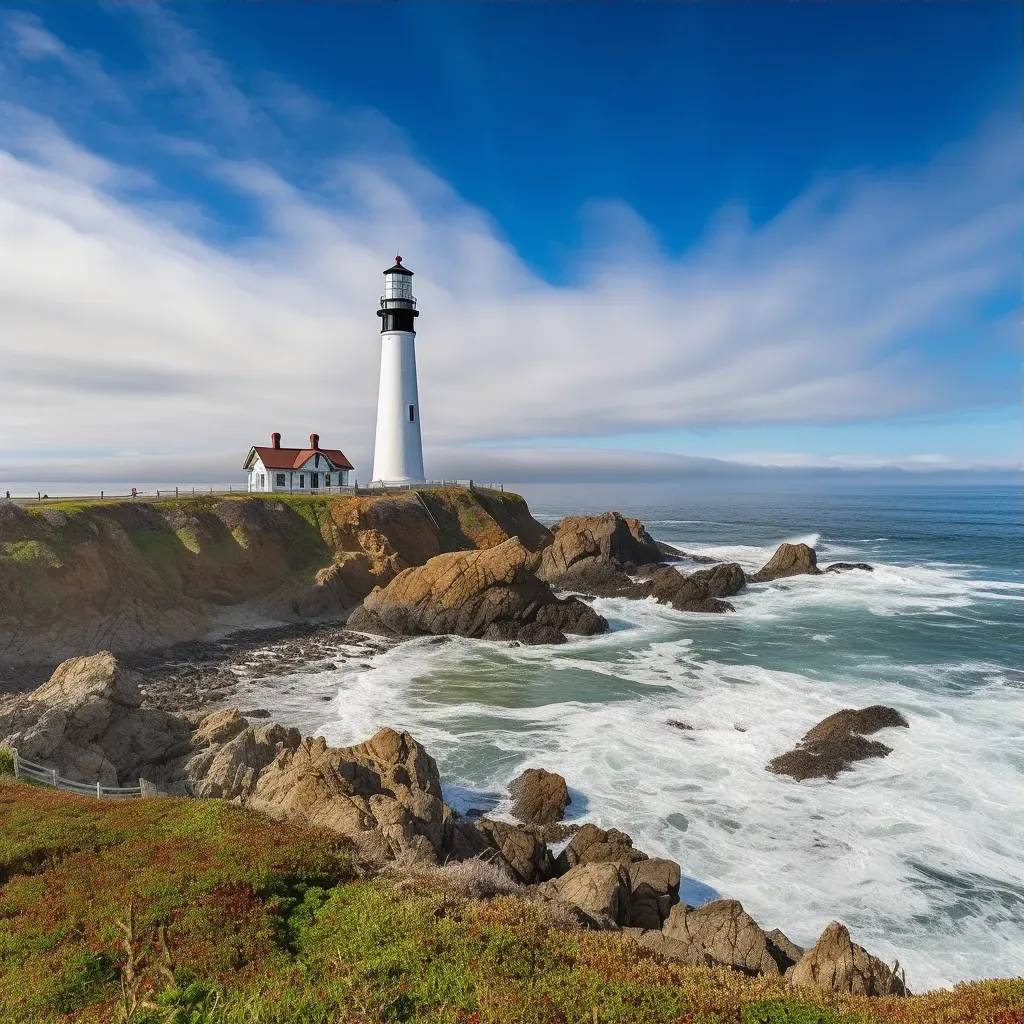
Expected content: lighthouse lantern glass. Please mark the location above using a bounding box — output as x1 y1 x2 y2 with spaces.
385 275 413 300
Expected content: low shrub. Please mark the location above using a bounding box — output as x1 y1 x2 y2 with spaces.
0 778 1021 1023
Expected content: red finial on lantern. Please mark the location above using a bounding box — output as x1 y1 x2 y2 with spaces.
395 254 402 265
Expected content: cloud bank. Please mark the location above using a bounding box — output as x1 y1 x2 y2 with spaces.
0 8 1018 485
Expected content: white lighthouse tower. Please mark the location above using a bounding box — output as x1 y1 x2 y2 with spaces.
371 256 425 485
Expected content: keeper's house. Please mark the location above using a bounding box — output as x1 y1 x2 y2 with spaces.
243 432 354 493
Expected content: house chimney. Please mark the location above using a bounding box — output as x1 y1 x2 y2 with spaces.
309 433 320 450
271 432 281 449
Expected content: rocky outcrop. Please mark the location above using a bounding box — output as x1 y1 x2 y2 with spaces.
645 563 746 613
767 928 805 966
537 513 664 587
822 562 874 574
788 921 908 996
749 543 820 583
475 819 556 884
0 653 192 786
768 705 909 781
509 768 571 825
0 489 551 666
627 858 681 929
347 538 608 644
662 899 798 976
538 862 633 928
557 823 649 872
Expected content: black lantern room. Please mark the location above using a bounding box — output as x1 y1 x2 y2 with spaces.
378 255 419 333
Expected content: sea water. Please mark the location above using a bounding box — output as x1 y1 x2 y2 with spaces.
242 484 1023 991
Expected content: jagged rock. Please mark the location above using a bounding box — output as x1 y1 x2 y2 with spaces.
545 559 640 598
768 705 909 781
347 538 608 644
788 921 908 996
645 563 746 613
822 562 874 573
662 899 792 976
627 858 681 929
0 653 191 786
538 861 633 927
749 543 820 583
509 768 571 825
557 823 648 872
475 819 556 884
537 513 664 584
767 928 805 968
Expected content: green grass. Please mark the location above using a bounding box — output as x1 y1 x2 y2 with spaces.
0 780 1020 1024
0 540 63 569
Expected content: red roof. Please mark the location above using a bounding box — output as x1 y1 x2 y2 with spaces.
246 446 354 471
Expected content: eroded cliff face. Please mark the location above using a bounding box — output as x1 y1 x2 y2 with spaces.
0 489 549 667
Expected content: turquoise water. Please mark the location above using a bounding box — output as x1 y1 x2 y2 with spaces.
278 484 1023 990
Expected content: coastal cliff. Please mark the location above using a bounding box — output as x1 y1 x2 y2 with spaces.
0 488 550 669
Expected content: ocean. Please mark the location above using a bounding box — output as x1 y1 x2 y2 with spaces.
234 483 1023 991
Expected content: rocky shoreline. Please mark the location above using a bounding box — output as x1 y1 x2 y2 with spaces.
0 494 930 999
1 651 910 998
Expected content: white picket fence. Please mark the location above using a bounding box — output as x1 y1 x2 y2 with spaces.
10 748 157 799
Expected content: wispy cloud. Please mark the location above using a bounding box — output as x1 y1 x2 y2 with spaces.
0 7 1017 483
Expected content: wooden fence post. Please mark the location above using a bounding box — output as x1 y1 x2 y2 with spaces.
97 781 102 798
50 768 57 788
12 748 19 779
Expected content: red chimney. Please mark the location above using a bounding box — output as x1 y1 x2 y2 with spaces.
271 432 281 449
309 433 320 450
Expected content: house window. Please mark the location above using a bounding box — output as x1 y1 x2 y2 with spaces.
275 473 286 487
311 473 319 489
341 470 349 485
409 405 415 422
260 473 265 488
315 453 321 468
299 474 305 488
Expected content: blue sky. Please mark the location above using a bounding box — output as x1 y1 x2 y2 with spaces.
0 2 1019 483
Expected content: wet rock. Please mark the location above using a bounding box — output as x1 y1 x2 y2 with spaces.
768 705 909 781
788 920 908 996
645 563 746 613
749 543 820 583
509 768 571 825
544 559 639 598
822 562 874 573
347 538 608 644
667 720 693 731
538 512 665 584
662 899 790 976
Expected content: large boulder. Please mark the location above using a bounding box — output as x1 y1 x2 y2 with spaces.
347 538 608 644
788 921 908 996
557 823 649 872
768 705 909 781
475 818 556 884
537 513 664 585
627 858 681 929
0 653 191 786
509 768 571 825
749 543 820 583
645 563 746 613
662 899 795 976
538 861 633 928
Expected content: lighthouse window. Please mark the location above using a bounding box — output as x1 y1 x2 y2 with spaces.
409 405 415 422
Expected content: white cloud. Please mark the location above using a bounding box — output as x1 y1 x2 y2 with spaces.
0 9 1018 486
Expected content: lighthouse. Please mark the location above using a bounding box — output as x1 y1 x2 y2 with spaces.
371 256 426 485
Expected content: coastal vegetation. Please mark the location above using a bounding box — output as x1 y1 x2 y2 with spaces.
1 778 1020 1024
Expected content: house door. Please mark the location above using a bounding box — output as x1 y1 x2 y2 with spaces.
310 472 319 489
